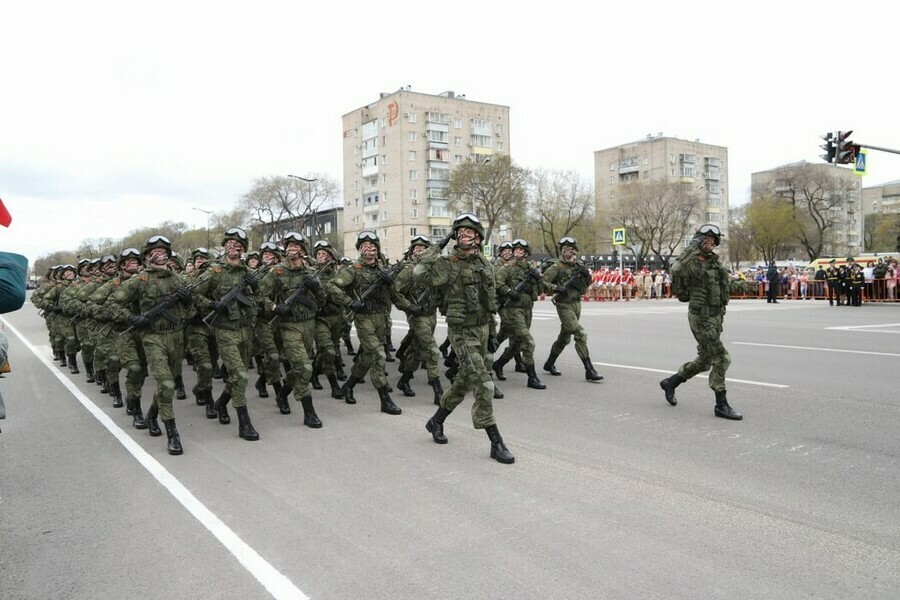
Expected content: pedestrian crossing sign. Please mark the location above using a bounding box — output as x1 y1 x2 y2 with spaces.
854 149 867 175
612 228 626 246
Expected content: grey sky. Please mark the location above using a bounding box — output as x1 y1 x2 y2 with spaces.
3 0 897 266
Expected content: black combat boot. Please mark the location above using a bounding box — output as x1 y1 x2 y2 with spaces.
53 349 61 362
310 364 323 390
185 351 195 367
255 372 269 398
344 335 356 355
514 353 527 374
395 334 411 363
659 373 684 406
342 375 360 405
714 390 743 420
493 376 505 399
582 357 604 382
299 395 322 428
334 357 347 381
525 364 546 390
59 352 67 367
192 385 204 406
438 338 451 360
254 354 265 373
236 405 260 440
384 343 395 363
67 354 79 375
174 375 187 400
146 404 162 437
125 394 136 415
85 361 95 383
163 419 183 455
492 355 510 381
377 386 402 415
203 388 217 419
131 399 148 430
211 361 223 380
327 374 344 399
543 351 561 376
98 369 109 394
485 425 515 464
274 383 291 415
426 406 451 444
215 391 232 425
110 381 123 408
397 372 416 397
428 377 444 406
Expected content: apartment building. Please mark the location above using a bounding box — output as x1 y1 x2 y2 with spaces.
862 179 900 217
594 135 729 253
341 88 510 260
751 162 862 258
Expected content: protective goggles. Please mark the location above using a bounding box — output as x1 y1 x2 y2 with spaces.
283 232 306 244
146 235 171 245
697 224 722 238
453 213 481 226
559 236 577 246
120 248 141 259
224 227 248 240
313 240 332 249
357 230 379 242
259 242 282 252
409 235 430 246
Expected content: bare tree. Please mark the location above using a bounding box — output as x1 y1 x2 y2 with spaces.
610 180 704 270
726 205 755 270
240 174 341 241
525 169 595 256
448 155 528 244
745 196 795 264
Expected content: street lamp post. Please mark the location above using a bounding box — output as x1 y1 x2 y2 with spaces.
193 207 213 249
287 174 318 238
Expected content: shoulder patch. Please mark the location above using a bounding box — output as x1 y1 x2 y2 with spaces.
112 279 121 286
354 263 363 270
450 255 459 263
213 265 223 273
139 274 149 282
275 267 284 276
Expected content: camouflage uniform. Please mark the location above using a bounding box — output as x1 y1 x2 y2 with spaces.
660 224 742 420
310 243 346 400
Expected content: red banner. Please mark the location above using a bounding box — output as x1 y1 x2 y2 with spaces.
0 199 11 227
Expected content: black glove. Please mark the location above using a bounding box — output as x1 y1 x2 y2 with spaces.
378 271 394 286
487 336 500 353
689 235 704 248
406 304 423 317
527 268 543 281
128 314 151 329
304 275 321 291
349 300 365 313
210 299 228 312
578 265 591 278
242 272 259 290
438 230 457 249
555 285 568 295
175 286 192 301
275 303 291 316
507 289 521 301
53 306 64 313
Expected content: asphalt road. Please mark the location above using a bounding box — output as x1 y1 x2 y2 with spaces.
2 294 898 599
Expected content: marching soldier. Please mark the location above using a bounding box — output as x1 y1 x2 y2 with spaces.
88 253 130 408
309 240 347 400
416 213 515 464
185 247 219 418
541 237 604 382
252 242 286 401
58 262 85 374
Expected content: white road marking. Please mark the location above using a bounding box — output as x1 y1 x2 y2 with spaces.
3 319 309 600
591 361 789 388
734 341 900 358
827 322 900 334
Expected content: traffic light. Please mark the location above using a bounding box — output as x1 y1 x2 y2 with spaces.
820 132 835 163
835 130 861 165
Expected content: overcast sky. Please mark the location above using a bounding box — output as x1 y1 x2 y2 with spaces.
2 0 897 267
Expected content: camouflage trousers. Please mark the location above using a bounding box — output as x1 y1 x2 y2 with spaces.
441 324 496 429
314 313 343 376
75 321 96 363
187 322 215 392
350 312 387 389
55 318 80 355
399 313 440 380
215 326 252 408
497 307 535 365
677 311 730 392
142 329 185 421
116 330 147 403
256 321 283 386
280 319 316 399
550 302 588 360
93 324 115 374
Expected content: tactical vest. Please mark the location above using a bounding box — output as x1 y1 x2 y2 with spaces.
443 253 497 328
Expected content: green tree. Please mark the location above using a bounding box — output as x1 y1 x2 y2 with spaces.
745 196 795 263
726 205 755 270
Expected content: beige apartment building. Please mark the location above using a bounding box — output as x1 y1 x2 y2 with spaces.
341 88 510 260
862 179 900 217
751 162 862 258
593 135 729 254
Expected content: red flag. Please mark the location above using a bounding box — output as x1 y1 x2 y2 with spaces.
0 199 10 227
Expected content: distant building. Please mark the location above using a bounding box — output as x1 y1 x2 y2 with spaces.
594 135 729 254
342 87 510 260
253 203 344 255
751 161 862 258
863 179 900 217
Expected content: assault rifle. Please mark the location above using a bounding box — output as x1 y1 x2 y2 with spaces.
345 260 406 320
499 259 551 309
121 273 212 337
203 265 272 326
268 263 332 326
552 262 592 301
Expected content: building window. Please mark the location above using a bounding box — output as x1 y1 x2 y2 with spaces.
410 227 418 236
643 156 649 165
410 189 418 200
382 174 387 183
496 124 503 135
454 136 462 147
454 118 461 129
409 170 418 181
407 112 417 123
383 211 388 221
409 150 417 161
496 141 504 151
471 134 491 148
455 155 462 164
681 166 694 177
708 198 722 208
609 176 614 184
431 227 449 237
354 181 359 190
380 118 386 128
471 118 488 129
324 222 332 234
408 132 417 142
410 208 418 219
353 146 358 156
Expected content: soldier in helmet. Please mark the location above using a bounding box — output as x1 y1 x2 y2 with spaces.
393 235 443 404
252 241 286 402
659 224 742 420
192 227 262 440
81 254 118 390
327 230 407 415
416 213 515 464
88 253 130 408
541 237 604 382
58 261 88 374
493 238 546 390
107 236 195 453
309 240 347 401
183 247 218 418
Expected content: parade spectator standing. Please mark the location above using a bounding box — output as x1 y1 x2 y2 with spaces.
766 262 779 303
799 269 810 300
886 260 897 300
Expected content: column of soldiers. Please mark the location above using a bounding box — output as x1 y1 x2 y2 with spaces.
40 214 727 465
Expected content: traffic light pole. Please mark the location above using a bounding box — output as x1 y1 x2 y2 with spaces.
857 143 900 156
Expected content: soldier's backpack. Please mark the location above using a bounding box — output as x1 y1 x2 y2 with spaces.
669 252 692 302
